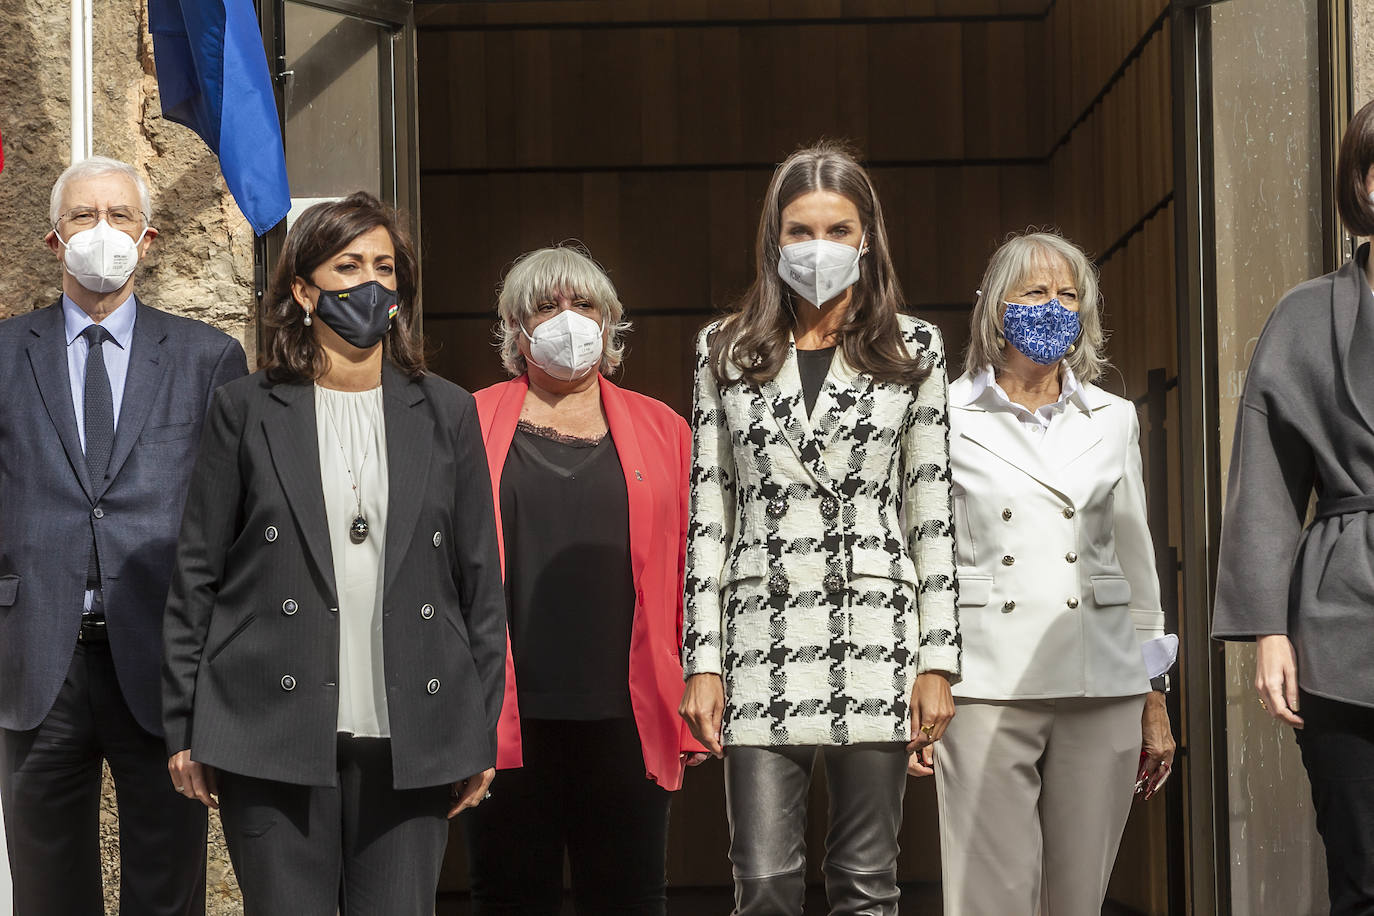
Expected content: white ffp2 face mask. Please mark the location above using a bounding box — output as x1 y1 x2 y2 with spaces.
521 309 605 381
58 220 146 294
777 234 865 307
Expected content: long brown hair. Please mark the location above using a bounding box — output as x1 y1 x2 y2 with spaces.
708 140 928 387
262 192 426 383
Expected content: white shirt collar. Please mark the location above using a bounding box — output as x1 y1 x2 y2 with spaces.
63 292 137 349
964 364 1091 415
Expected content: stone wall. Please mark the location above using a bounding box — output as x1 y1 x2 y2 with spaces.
0 0 255 911
0 0 256 359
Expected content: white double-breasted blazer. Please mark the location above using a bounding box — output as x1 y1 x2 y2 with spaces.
682 315 961 747
948 369 1164 700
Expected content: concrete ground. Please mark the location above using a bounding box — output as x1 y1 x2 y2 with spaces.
439 884 1146 914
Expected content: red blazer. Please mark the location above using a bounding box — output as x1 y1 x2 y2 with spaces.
474 374 704 791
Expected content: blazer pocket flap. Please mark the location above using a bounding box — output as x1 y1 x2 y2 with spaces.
1091 576 1132 607
957 572 991 607
723 547 769 584
851 550 919 585
140 421 198 444
0 575 18 606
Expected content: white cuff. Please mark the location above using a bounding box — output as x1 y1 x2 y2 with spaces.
1141 634 1179 679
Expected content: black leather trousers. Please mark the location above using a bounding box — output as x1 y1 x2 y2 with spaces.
724 743 908 916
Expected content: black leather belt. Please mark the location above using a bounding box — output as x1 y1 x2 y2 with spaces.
77 615 109 644
1313 495 1374 520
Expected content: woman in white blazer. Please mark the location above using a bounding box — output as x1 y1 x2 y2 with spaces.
934 231 1176 915
679 141 960 916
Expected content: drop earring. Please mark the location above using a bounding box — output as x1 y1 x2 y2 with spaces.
995 333 1006 350
303 309 312 327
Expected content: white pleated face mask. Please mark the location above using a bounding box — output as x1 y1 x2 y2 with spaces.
58 220 146 294
521 309 605 381
776 234 865 307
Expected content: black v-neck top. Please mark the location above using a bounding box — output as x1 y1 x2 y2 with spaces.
498 421 634 720
797 346 836 418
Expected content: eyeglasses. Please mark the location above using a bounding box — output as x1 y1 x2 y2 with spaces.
56 206 147 231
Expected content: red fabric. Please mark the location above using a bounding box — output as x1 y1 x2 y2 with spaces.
0 129 5 173
473 375 703 791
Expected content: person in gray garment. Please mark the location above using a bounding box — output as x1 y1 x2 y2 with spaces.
1213 98 1374 914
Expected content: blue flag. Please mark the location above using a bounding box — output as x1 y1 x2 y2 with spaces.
149 0 290 235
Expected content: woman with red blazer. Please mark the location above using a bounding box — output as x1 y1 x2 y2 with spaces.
466 243 705 915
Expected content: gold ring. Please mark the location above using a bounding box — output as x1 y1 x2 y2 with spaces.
1258 698 1268 711
920 723 936 737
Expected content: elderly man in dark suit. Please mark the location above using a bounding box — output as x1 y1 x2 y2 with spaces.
0 155 248 915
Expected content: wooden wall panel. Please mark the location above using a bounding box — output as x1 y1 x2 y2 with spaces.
417 18 1049 171
419 1 1177 905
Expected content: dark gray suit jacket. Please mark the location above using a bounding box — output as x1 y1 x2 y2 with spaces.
1213 244 1374 707
161 363 507 790
0 298 248 734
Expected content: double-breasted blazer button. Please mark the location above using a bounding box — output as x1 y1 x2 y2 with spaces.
819 496 839 520
281 674 296 691
1001 508 1013 521
1062 507 1076 519
265 526 278 543
432 531 443 547
282 598 298 615
1066 597 1080 609
822 571 844 593
766 497 787 519
426 678 440 695
768 572 789 596
420 603 434 619
1001 555 1015 567
1065 552 1078 563
1003 600 1016 611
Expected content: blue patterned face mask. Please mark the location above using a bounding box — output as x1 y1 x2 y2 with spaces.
1001 298 1081 365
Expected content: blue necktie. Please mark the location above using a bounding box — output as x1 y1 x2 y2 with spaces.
83 325 113 590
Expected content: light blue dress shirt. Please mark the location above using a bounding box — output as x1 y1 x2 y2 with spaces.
63 293 136 610
63 293 136 451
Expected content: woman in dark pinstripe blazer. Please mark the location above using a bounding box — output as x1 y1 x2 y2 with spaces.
162 194 506 915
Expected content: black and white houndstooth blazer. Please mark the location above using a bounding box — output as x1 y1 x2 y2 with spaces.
682 314 961 747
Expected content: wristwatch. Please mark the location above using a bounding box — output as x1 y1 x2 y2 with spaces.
1150 674 1170 693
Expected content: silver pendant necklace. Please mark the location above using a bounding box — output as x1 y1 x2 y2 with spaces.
321 392 378 545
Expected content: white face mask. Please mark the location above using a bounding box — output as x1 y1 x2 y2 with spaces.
58 220 146 294
776 234 866 307
520 309 605 381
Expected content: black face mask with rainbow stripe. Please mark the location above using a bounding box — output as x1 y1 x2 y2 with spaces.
314 280 400 350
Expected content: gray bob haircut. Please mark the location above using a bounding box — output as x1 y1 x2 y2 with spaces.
49 156 153 226
964 230 1109 384
495 243 631 377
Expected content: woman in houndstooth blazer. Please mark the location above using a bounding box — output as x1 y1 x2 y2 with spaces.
679 141 960 916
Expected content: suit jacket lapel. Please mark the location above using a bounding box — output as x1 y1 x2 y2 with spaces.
1336 245 1374 435
25 301 93 501
99 300 169 499
811 347 875 454
760 338 834 493
381 363 433 595
262 381 337 602
956 406 1071 501
600 376 651 587
1040 399 1105 470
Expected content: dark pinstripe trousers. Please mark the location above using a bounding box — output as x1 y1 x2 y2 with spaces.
218 735 450 916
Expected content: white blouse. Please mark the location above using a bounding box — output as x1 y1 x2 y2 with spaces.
315 384 390 738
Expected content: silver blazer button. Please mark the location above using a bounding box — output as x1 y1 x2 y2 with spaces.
420 603 434 619
281 674 296 691
432 531 443 548
426 678 441 695
265 526 278 542
282 598 298 615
